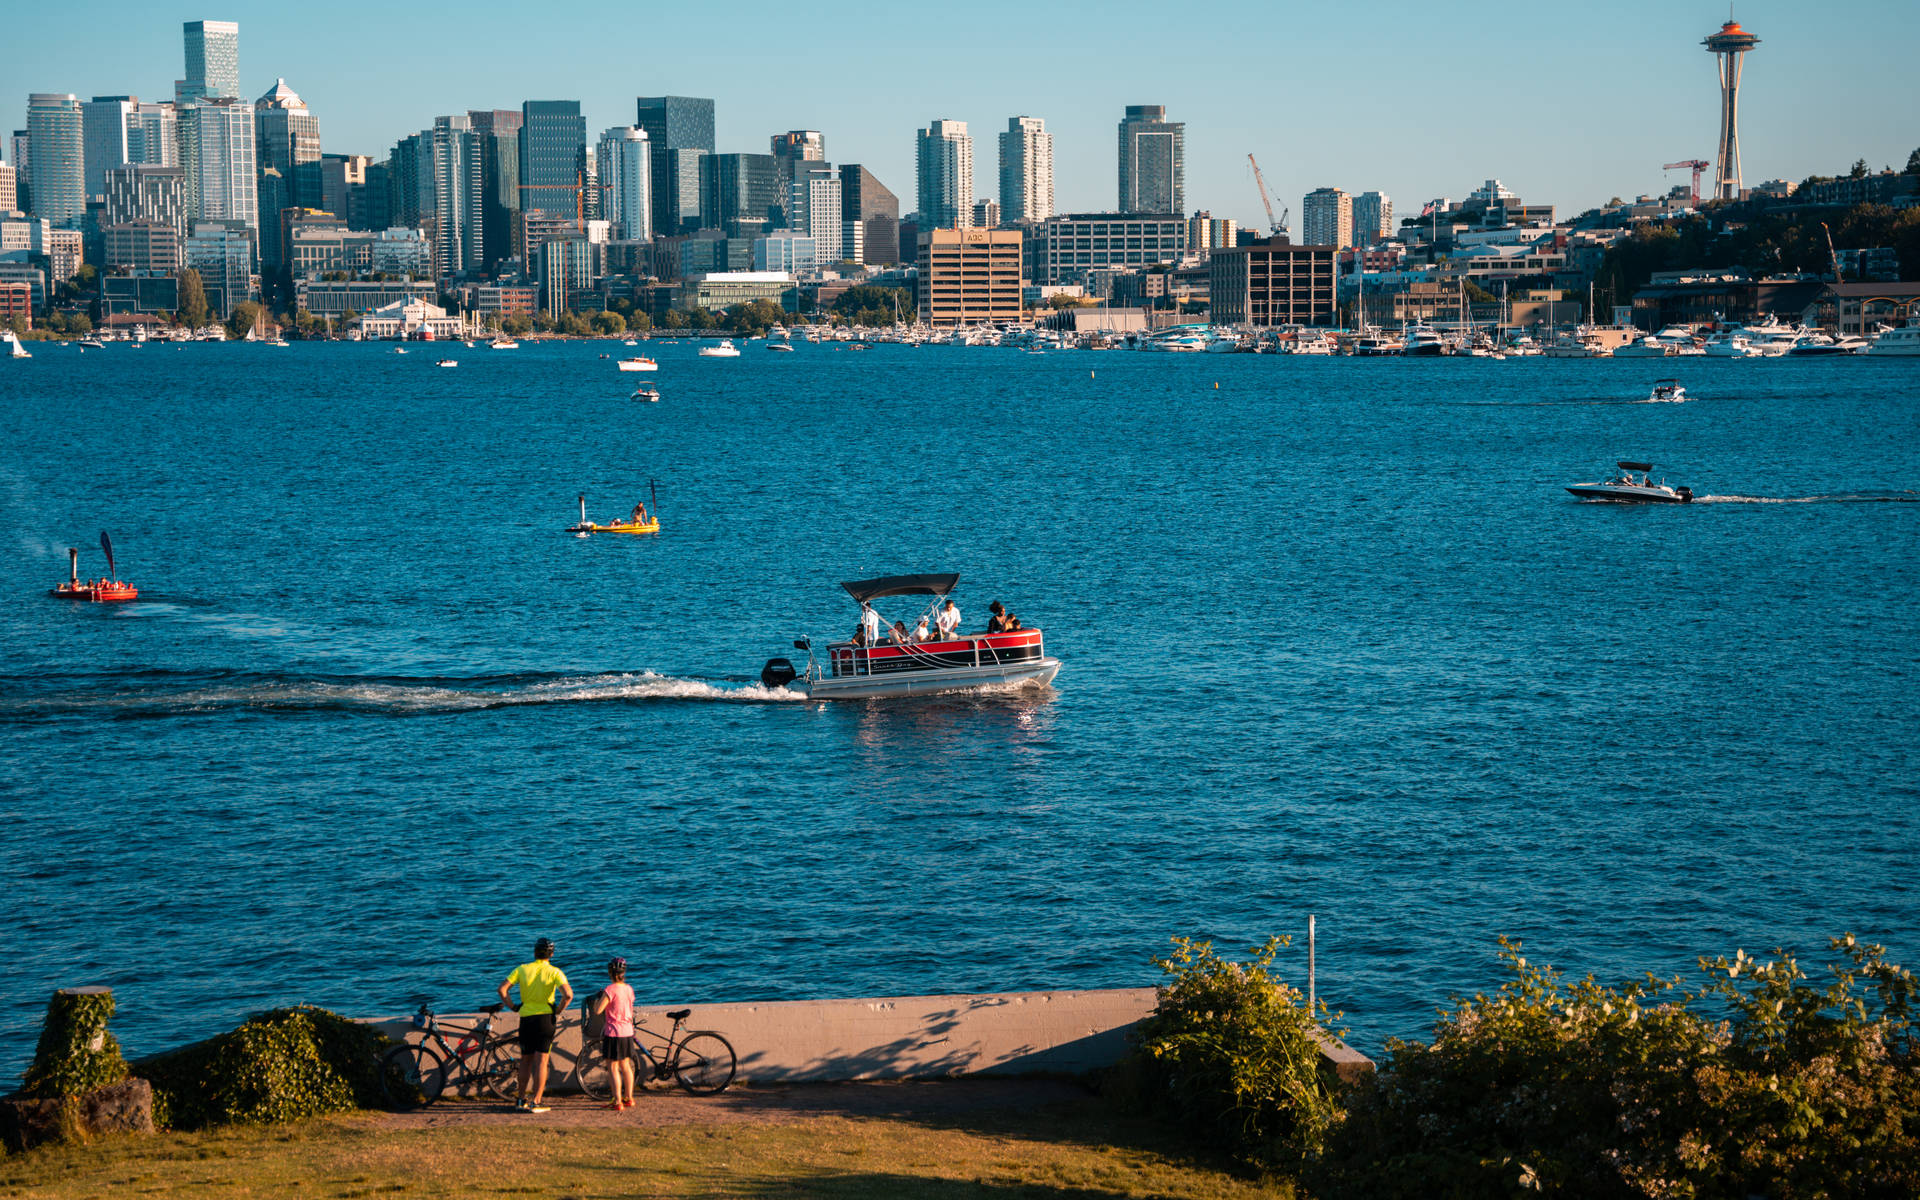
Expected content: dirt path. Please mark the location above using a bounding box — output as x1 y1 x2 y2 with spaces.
373 1077 1092 1131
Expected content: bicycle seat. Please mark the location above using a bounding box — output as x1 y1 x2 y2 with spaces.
665 1008 692 1021
481 1003 505 1014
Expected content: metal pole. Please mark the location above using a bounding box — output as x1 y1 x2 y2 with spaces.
1308 914 1317 1012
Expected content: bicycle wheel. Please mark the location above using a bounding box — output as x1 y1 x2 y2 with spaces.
672 1032 736 1094
381 1042 447 1109
575 1038 611 1101
480 1039 522 1102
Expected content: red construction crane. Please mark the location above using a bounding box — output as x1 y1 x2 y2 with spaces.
1664 160 1710 207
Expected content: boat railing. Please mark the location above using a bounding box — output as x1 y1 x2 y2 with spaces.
822 631 1044 679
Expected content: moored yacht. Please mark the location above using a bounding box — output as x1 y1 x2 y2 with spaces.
1867 325 1920 355
1702 330 1762 358
1401 324 1448 356
1613 336 1673 358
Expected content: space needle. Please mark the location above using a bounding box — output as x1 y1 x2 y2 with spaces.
1704 18 1761 201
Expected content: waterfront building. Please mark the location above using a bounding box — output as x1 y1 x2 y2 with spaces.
917 227 1022 326
699 153 782 238
181 99 258 243
254 79 321 184
184 218 255 316
788 163 841 261
294 275 433 317
540 237 595 312
431 115 485 276
518 101 586 218
81 97 135 200
0 279 34 323
915 119 972 231
101 274 179 317
457 283 538 319
467 110 521 268
998 116 1053 224
178 20 240 106
1117 105 1183 214
840 164 899 265
1026 212 1188 286
0 262 47 313
0 165 15 213
634 96 714 236
359 296 465 340
1301 187 1352 250
678 270 796 313
26 94 84 228
754 231 816 274
1209 235 1337 327
971 199 1000 229
130 102 179 167
1352 191 1392 244
103 165 186 239
596 126 651 242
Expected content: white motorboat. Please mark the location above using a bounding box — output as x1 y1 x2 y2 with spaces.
1613 337 1673 358
767 340 795 352
1786 332 1847 357
760 574 1061 700
1702 331 1761 358
489 338 519 349
617 357 658 372
78 338 107 350
1868 325 1920 356
1401 324 1448 357
1650 325 1702 353
1645 378 1687 402
1566 460 1694 504
698 339 741 357
436 358 457 367
1543 333 1606 358
631 385 660 402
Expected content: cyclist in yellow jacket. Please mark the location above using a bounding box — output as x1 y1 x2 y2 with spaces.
499 937 573 1112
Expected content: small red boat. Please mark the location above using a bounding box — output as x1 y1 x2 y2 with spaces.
51 538 139 602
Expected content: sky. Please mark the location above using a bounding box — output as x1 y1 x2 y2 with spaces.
4 0 1916 229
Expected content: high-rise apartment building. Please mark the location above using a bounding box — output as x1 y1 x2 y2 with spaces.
1186 212 1239 258
1301 187 1353 250
597 126 651 242
971 199 999 229
699 153 782 238
178 20 240 106
26 95 84 228
254 80 321 179
1351 191 1392 244
432 115 485 276
130 102 179 167
81 96 135 199
997 116 1052 224
517 100 586 217
788 162 841 262
1117 105 1183 214
104 165 186 236
9 132 30 202
917 227 1022 326
915 119 972 231
467 110 521 268
182 99 258 242
635 96 714 235
840 164 899 265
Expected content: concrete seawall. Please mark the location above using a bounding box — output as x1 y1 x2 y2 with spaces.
372 987 1373 1089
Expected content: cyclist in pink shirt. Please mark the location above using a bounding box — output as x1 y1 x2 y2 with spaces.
588 958 638 1110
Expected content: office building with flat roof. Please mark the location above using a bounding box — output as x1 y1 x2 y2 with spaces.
916 119 972 231
81 97 135 199
754 231 816 274
104 218 182 273
182 98 257 241
998 116 1052 224
789 163 841 262
185 218 255 315
1026 212 1188 286
104 165 185 237
130 102 178 167
597 126 650 242
1117 105 1183 214
1209 235 1337 327
467 110 521 268
770 129 824 211
518 100 585 218
699 153 782 238
179 20 240 105
26 94 84 228
917 227 1022 326
635 96 714 235
1301 187 1352 250
840 164 899 265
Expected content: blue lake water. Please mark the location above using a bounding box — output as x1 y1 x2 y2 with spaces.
2 339 1916 1082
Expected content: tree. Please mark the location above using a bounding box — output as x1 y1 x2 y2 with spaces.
658 308 687 330
176 269 209 328
723 298 786 335
224 301 262 340
1851 158 1869 180
1909 146 1920 175
502 314 532 335
589 310 626 335
626 309 652 333
830 284 913 327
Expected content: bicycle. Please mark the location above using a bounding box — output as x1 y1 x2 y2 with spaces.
380 1002 522 1109
572 1007 736 1099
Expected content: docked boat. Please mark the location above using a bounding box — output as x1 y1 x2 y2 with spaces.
760 574 1060 700
1401 324 1448 357
631 385 660 402
51 538 138 601
1868 325 1920 356
1786 332 1847 357
1702 331 1761 358
698 339 741 358
1566 461 1694 503
489 338 519 350
1613 337 1673 358
617 357 658 372
565 489 660 535
1646 378 1687 402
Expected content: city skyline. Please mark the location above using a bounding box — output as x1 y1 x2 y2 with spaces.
3 1 1915 232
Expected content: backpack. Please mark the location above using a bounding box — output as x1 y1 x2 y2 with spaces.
583 987 609 1039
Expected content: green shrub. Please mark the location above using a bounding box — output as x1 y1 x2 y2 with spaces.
1119 937 1347 1171
139 1006 392 1131
22 988 130 1099
1317 935 1920 1199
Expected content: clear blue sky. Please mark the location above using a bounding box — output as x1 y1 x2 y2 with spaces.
5 0 1914 226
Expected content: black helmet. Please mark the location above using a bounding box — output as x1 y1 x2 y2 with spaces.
534 937 555 958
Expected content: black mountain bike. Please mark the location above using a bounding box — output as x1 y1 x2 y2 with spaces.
380 1003 521 1108
573 1007 736 1098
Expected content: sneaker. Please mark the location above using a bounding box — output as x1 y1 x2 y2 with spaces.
515 1101 531 1112
527 1104 551 1114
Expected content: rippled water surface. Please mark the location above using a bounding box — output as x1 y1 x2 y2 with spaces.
2 340 1916 1080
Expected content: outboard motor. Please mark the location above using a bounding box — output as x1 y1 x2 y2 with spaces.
1676 486 1694 502
760 657 798 689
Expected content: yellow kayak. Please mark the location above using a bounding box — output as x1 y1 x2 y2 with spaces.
567 519 659 535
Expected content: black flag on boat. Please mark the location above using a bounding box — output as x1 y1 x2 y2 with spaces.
99 531 115 579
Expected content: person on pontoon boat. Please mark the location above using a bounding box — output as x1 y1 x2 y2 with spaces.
937 599 960 640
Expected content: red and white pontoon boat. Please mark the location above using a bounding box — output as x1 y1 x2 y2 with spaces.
761 574 1060 700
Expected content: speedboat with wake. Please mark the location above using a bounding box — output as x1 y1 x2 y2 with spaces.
1645 379 1687 402
760 574 1060 700
1566 462 1693 503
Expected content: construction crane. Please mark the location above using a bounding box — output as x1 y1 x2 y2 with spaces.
1663 160 1710 207
1248 154 1286 236
1821 222 1845 283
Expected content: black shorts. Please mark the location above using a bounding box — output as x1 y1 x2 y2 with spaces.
601 1035 633 1063
517 1012 557 1054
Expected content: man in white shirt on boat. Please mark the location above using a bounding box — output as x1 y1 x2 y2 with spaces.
860 602 881 645
936 599 960 641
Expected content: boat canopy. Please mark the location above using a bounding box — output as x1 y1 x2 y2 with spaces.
1617 461 1654 472
839 573 960 603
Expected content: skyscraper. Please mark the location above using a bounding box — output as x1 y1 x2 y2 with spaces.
432 115 485 275
26 94 84 228
699 153 782 238
179 20 240 106
915 119 972 231
254 80 320 179
1704 19 1761 200
81 96 135 199
467 110 521 269
998 116 1053 224
517 101 586 218
597 126 651 242
840 164 899 265
635 96 714 235
1351 191 1392 244
788 161 841 262
1301 187 1352 249
130 102 179 167
181 98 258 240
1117 105 1183 214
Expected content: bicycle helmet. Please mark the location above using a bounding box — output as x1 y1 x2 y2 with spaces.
608 957 627 977
534 937 555 958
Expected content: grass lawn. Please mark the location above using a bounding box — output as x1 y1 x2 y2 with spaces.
0 1101 1292 1199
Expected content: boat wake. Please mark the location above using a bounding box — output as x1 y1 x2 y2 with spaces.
0 669 806 720
1695 491 1920 504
